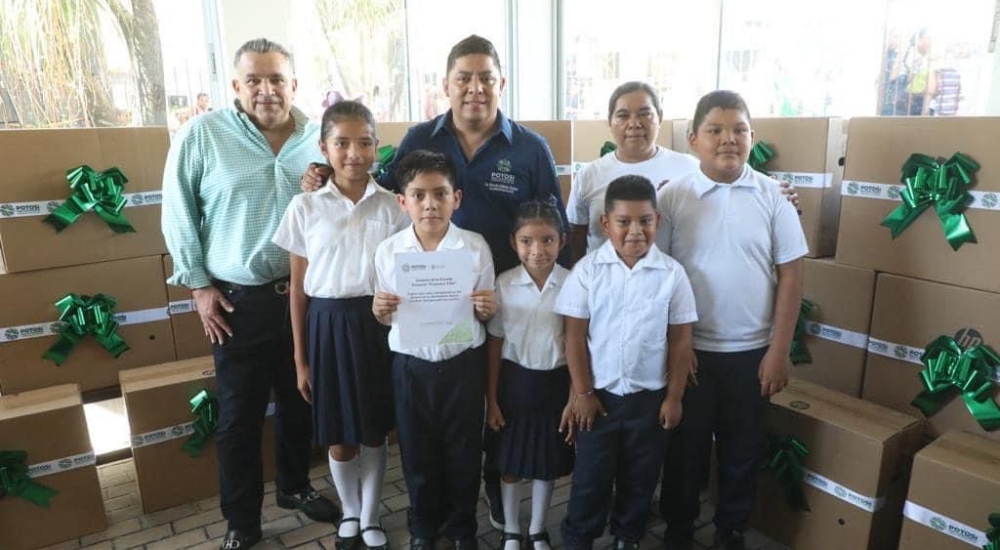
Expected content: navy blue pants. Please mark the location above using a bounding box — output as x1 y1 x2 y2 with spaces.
562 389 668 547
212 279 313 531
393 347 487 541
661 347 769 542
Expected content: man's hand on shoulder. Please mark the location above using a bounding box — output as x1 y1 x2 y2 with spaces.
300 163 331 192
192 286 234 344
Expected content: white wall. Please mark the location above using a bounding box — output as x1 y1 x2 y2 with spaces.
216 0 297 83
512 0 557 119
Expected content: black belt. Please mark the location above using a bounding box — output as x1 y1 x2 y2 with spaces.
213 277 290 295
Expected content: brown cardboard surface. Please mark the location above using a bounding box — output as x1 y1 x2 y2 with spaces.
862 273 1000 442
376 122 416 149
752 378 924 550
897 431 1000 550
671 118 846 257
522 120 574 203
0 384 106 549
836 117 1000 293
120 357 277 513
0 256 175 394
0 127 169 273
794 259 876 396
162 255 212 360
570 119 674 163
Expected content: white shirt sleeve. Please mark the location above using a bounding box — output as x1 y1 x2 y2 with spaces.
655 189 675 255
475 241 496 292
553 260 591 319
486 283 505 338
566 165 591 226
374 240 396 295
668 266 699 325
771 196 810 265
271 194 308 257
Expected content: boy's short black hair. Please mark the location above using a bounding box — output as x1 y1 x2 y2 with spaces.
691 90 751 135
396 150 459 192
447 35 502 76
604 175 657 213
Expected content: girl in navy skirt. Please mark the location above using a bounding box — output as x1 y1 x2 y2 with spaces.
273 101 408 550
486 201 574 550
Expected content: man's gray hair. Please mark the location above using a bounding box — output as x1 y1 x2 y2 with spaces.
233 38 295 70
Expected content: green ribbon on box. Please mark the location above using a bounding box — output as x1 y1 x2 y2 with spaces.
984 513 1000 550
790 299 815 366
373 145 397 180
761 434 810 512
910 335 1000 431
749 140 775 176
181 389 219 458
880 152 979 251
600 141 617 157
44 165 135 233
0 450 58 507
42 293 130 366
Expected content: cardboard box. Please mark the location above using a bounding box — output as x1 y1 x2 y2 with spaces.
162 255 212 360
0 127 170 273
0 384 106 549
0 256 175 394
120 357 277 513
862 273 1000 442
898 431 1000 550
836 117 1000 293
522 120 573 204
794 259 876 396
751 378 925 550
376 122 416 148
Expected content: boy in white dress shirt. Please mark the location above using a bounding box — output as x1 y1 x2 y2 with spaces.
372 150 497 550
556 175 698 550
657 91 808 550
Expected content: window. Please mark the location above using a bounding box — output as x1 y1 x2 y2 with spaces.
561 0 719 120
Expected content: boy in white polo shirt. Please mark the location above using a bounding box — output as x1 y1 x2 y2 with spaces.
372 150 497 550
555 175 698 550
657 91 808 550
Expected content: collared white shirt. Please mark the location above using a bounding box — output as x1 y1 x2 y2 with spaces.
487 264 569 371
656 165 808 353
567 146 699 253
272 179 408 298
374 222 495 362
554 240 698 396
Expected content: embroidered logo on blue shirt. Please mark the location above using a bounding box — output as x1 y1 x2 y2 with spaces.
488 158 518 194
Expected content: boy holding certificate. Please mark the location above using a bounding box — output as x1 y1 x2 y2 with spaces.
373 150 497 550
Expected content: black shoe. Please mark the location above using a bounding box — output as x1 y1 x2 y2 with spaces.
452 537 479 550
613 539 639 550
408 537 433 550
362 525 391 550
500 532 523 550
336 518 361 550
527 531 551 550
276 485 342 523
221 528 262 550
713 531 746 550
484 481 504 530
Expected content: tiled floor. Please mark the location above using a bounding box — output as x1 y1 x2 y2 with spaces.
41 444 791 550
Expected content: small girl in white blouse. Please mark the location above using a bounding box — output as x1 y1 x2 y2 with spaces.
486 201 574 550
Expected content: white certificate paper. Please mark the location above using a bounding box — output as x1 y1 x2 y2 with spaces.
394 250 476 349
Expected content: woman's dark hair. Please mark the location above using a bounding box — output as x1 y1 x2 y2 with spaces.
607 81 663 122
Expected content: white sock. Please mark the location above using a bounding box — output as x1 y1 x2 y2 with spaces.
359 444 388 547
502 480 523 550
529 479 554 550
329 452 361 538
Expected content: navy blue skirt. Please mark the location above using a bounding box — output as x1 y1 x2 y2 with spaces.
494 361 574 480
307 296 394 446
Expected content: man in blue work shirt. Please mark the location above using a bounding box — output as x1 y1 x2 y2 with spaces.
302 35 568 538
162 37 340 550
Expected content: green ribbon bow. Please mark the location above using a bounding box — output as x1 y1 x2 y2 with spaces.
44 165 135 233
761 435 811 512
181 389 219 458
984 513 1000 550
0 450 58 507
880 152 980 251
791 299 815 366
42 293 130 366
374 145 397 180
910 335 1000 431
600 141 617 157
749 141 775 176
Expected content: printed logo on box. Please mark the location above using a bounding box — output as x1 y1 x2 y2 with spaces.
887 186 902 200
808 323 821 336
144 192 162 203
171 425 185 437
982 193 999 209
47 201 62 213
930 517 947 531
131 435 144 447
805 471 827 488
28 463 52 476
58 458 73 469
834 486 847 498
846 182 859 195
49 322 65 334
113 313 127 323
4 327 19 341
169 302 193 314
954 328 984 350
948 524 981 543
894 345 908 359
0 204 14 217
869 340 889 354
131 194 145 206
